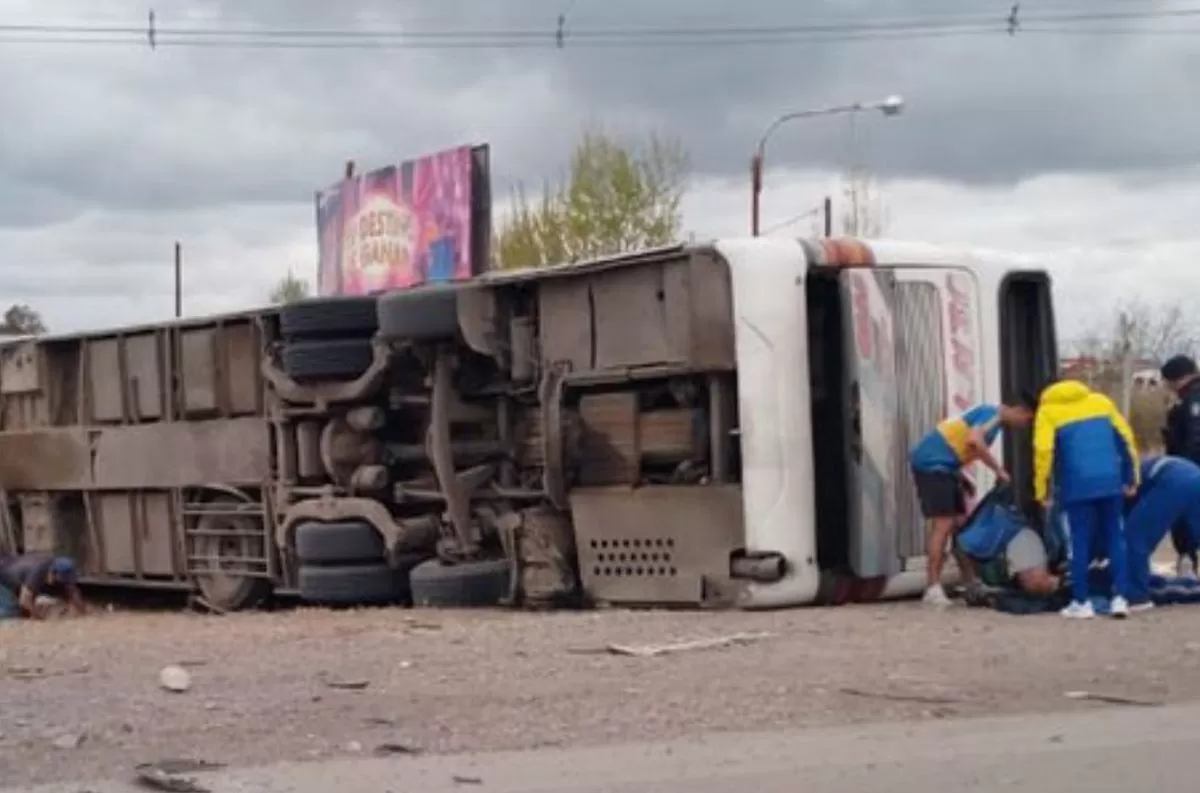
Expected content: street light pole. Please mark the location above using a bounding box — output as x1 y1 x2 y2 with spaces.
750 95 904 237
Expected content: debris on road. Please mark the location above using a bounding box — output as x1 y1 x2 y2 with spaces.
8 664 91 681
453 774 483 785
1063 690 1163 707
320 675 370 691
158 666 192 693
133 759 224 792
51 732 87 750
580 631 775 658
840 687 965 706
373 742 421 756
402 617 443 631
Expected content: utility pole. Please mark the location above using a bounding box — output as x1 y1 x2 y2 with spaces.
173 241 182 318
1118 311 1135 417
823 196 833 237
749 96 904 236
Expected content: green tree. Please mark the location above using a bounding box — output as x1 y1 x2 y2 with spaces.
495 129 690 270
0 303 46 335
269 271 311 304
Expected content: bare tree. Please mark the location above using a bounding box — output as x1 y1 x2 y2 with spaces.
838 167 888 238
1076 299 1196 364
1069 298 1193 448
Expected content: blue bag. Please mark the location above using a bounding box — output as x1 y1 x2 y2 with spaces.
957 485 1026 561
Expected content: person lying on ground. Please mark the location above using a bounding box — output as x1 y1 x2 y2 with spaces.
957 486 1063 603
1034 380 1140 619
1124 454 1200 611
909 396 1036 608
0 554 86 620
962 526 1063 604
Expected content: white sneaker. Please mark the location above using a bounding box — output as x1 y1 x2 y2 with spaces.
922 584 953 609
1109 596 1130 619
1128 600 1155 613
1061 600 1095 619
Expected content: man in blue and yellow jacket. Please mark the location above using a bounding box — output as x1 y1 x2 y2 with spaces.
1034 380 1140 619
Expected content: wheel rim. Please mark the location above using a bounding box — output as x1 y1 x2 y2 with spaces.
194 504 265 609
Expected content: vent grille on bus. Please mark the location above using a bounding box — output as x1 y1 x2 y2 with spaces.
894 281 946 558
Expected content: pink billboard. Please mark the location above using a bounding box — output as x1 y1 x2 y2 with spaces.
315 144 491 296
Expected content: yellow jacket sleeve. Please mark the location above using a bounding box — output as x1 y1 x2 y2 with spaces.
1104 400 1141 487
1032 406 1056 504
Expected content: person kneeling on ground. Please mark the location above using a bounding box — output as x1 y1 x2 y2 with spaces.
0 554 86 620
909 396 1036 608
1124 454 1200 611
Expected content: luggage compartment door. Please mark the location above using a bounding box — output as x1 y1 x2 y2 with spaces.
838 268 901 578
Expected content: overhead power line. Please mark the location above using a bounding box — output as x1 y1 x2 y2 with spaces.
0 6 1198 50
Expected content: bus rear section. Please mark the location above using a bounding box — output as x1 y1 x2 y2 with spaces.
799 239 1058 606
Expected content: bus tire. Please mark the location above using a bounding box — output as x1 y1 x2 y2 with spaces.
282 338 374 382
376 286 460 341
409 557 512 608
294 520 384 565
191 494 273 612
279 296 379 340
298 563 404 605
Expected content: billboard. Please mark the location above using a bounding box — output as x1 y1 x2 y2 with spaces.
315 144 491 296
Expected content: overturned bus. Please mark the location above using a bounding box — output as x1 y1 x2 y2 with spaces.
0 237 1057 611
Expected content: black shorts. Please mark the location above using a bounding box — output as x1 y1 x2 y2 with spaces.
912 469 966 518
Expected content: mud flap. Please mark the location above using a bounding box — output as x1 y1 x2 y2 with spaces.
839 269 901 579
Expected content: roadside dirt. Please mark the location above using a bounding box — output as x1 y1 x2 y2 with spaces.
3 601 1199 787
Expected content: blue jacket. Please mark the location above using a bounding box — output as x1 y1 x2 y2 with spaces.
1033 380 1139 505
910 403 1003 473
1134 455 1200 507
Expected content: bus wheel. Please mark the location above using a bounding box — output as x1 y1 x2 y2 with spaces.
191 496 271 612
409 557 512 608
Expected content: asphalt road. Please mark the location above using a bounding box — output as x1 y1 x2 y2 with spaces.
15 701 1200 793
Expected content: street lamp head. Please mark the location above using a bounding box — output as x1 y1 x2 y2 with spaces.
878 95 905 117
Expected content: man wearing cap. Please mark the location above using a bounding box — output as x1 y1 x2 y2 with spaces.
1159 354 1200 573
0 554 86 620
1161 355 1200 460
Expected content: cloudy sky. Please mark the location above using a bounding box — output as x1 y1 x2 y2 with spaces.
2 0 1198 343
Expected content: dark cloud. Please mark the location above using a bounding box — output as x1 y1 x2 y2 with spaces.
3 0 1197 229
1 0 1199 336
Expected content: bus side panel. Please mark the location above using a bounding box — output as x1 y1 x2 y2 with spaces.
0 419 269 490
838 268 901 579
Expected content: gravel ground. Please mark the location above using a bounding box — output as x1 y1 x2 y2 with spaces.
3 601 1200 787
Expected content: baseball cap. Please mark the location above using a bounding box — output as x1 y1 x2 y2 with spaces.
50 557 77 582
1161 355 1197 382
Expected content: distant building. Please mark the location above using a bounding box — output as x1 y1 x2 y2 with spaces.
1132 368 1163 390
1059 355 1163 391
